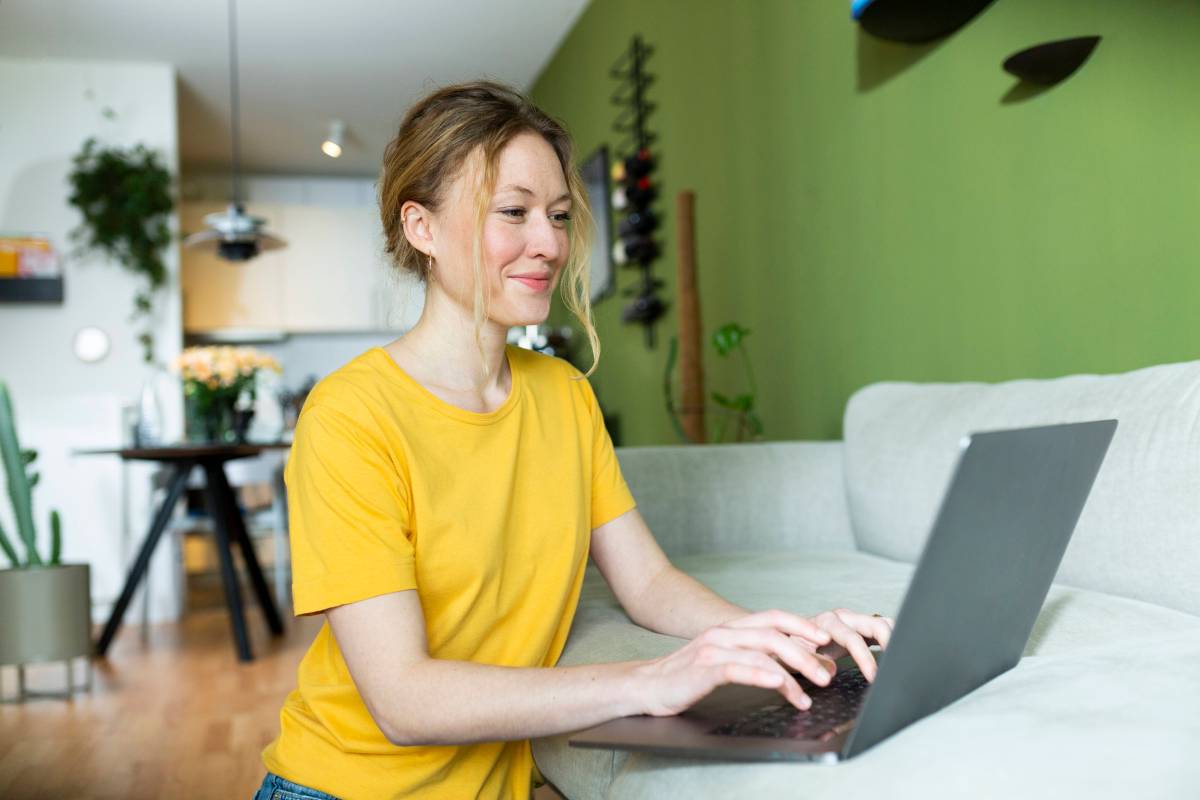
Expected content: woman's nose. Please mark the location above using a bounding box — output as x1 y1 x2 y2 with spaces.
526 214 565 262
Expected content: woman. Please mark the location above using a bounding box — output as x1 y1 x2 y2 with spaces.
256 80 894 800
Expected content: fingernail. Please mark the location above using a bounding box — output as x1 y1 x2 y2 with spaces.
816 669 830 683
798 695 812 709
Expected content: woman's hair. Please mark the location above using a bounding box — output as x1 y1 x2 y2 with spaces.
378 79 600 377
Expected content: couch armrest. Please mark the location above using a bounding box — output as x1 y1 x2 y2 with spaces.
613 441 856 559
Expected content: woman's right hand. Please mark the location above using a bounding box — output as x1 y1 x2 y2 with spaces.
629 610 842 717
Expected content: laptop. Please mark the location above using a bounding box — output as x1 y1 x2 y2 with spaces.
569 419 1118 762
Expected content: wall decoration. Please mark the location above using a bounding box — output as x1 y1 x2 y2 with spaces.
852 0 996 43
72 327 111 363
1003 36 1101 86
580 145 615 304
0 235 63 303
610 34 667 348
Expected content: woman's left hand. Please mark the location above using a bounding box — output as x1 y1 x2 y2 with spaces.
790 608 895 683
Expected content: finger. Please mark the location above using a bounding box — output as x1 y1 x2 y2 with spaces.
872 616 894 649
723 609 832 647
846 611 895 650
822 614 879 681
702 626 833 686
709 649 813 710
786 636 840 675
706 626 833 685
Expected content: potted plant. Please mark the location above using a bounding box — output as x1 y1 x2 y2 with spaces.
172 346 282 443
0 381 91 699
66 137 174 366
664 322 765 444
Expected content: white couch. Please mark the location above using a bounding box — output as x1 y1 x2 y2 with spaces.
532 360 1200 799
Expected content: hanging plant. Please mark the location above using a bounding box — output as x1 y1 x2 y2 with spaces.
66 137 174 364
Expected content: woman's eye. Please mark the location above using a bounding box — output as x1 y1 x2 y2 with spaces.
499 208 571 224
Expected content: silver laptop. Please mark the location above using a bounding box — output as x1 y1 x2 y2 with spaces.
569 419 1118 762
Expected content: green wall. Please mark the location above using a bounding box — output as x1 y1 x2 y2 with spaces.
531 0 1200 445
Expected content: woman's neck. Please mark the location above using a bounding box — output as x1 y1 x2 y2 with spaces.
391 286 511 396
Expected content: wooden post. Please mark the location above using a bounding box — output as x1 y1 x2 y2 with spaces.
675 191 705 443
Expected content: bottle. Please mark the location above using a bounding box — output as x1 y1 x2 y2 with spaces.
134 362 165 447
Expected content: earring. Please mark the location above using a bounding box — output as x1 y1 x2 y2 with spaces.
427 252 434 282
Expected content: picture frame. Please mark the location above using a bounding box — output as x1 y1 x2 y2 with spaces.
581 145 615 304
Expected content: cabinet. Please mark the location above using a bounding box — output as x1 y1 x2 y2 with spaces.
181 197 423 333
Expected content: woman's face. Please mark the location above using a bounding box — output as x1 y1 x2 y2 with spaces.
431 131 572 328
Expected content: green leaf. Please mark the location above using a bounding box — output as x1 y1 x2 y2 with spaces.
747 410 765 436
66 137 173 358
0 516 20 568
711 322 751 357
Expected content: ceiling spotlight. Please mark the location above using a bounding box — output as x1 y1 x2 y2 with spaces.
321 119 345 158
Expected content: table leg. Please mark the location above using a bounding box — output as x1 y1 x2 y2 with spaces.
202 462 254 662
209 462 285 636
94 463 192 657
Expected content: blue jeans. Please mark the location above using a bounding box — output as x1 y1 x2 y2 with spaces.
253 772 342 800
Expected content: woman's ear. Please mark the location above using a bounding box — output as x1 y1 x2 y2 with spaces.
400 201 435 258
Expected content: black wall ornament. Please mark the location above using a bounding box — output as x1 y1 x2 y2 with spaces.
1003 36 1102 86
610 34 667 349
852 0 996 43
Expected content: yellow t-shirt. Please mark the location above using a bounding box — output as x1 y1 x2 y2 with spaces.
260 344 637 800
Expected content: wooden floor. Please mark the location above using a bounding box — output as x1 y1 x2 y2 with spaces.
0 607 564 799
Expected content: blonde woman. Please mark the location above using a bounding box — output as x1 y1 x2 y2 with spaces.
255 80 894 800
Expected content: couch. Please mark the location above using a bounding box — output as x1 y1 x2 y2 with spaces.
532 360 1200 799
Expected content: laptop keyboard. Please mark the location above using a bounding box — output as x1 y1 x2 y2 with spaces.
709 667 870 741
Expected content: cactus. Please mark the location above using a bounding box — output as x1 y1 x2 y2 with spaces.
0 517 18 566
49 509 62 564
0 381 61 569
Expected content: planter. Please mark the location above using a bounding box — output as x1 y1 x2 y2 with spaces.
185 387 256 444
0 563 92 700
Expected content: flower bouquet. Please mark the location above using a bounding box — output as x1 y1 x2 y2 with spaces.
171 346 282 444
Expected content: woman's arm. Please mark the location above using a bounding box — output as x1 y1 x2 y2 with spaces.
589 508 896 678
326 588 837 747
589 508 750 638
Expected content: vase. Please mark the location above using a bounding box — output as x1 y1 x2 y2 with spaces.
185 391 239 444
133 362 166 446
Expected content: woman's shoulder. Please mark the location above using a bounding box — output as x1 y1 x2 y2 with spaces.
508 343 587 383
299 348 397 423
509 345 599 412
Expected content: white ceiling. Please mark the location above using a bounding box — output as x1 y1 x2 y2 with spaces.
0 0 591 176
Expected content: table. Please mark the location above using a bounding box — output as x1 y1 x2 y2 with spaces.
75 443 291 662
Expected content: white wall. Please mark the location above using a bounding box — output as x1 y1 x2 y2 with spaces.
0 58 184 624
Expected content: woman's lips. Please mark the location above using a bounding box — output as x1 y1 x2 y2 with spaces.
511 275 551 291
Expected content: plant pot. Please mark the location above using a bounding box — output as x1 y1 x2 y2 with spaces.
185 387 256 443
0 563 91 666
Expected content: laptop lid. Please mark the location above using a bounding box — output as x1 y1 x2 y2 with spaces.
842 419 1117 758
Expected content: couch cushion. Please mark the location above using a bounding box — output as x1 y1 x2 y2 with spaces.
615 442 857 558
842 360 1200 616
533 551 1200 799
